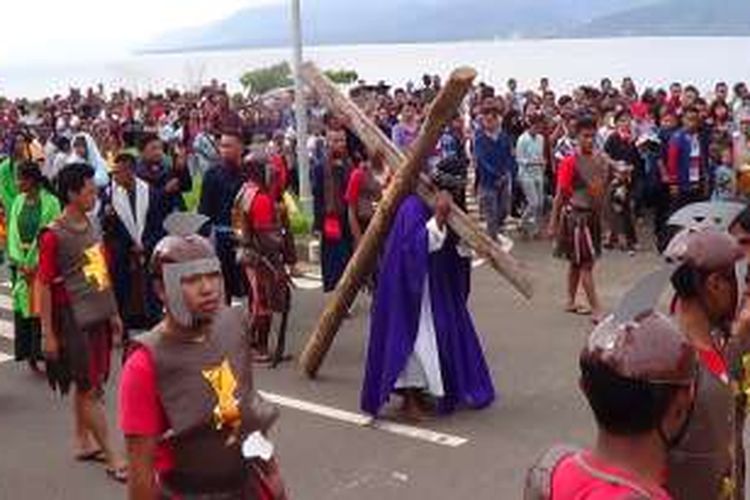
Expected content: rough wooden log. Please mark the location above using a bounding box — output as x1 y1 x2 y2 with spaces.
301 62 533 299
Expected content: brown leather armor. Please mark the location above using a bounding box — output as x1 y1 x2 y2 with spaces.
137 306 280 497
233 182 289 313
667 334 746 500
355 168 382 227
48 218 118 328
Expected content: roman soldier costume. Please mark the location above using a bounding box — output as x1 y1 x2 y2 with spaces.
525 268 698 500
131 213 285 499
42 214 119 394
233 153 292 366
663 225 748 500
555 153 608 266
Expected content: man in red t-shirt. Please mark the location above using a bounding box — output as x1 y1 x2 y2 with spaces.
345 152 386 249
525 270 697 500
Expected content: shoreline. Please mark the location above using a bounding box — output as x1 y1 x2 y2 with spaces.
138 34 750 57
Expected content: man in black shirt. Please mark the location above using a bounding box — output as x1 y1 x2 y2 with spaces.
198 127 247 302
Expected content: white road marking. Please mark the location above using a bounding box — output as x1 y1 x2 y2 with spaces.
258 390 468 448
0 286 12 361
292 277 322 290
0 294 12 310
0 318 12 340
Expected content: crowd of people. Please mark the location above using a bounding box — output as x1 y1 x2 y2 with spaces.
3 71 750 499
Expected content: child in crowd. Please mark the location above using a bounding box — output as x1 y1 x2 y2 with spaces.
607 161 636 255
712 147 737 201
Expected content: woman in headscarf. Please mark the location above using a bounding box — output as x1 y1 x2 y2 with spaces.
7 162 61 371
68 132 110 187
68 132 109 235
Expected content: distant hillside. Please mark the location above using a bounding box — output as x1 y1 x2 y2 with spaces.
144 0 657 53
569 0 750 37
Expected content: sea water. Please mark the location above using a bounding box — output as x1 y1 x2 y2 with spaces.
1 37 749 99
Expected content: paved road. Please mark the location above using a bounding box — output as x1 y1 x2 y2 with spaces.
0 241 665 499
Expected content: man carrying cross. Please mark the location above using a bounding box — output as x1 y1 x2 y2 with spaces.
298 63 531 380
360 158 495 420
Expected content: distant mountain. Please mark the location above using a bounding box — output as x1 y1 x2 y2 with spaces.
144 0 750 54
568 0 750 37
144 0 657 53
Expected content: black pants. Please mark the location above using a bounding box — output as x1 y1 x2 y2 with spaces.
14 314 42 362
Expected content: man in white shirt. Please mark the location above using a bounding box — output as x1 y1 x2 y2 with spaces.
516 114 547 237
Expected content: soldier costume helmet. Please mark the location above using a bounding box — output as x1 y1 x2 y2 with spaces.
665 228 743 272
581 267 697 449
668 201 746 233
666 202 748 307
584 266 697 387
151 213 224 327
524 269 698 500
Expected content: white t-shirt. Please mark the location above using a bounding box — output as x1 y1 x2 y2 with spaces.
689 134 701 183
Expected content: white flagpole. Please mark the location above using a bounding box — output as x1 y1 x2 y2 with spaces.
291 0 312 216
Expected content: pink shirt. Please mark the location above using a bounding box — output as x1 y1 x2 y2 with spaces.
119 347 175 474
552 452 672 499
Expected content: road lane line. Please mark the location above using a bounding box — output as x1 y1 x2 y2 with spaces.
0 318 12 340
291 277 322 290
258 390 468 448
0 294 12 310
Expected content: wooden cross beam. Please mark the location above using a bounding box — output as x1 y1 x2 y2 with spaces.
298 63 533 378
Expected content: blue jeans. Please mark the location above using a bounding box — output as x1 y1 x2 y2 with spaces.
518 165 545 235
480 177 511 240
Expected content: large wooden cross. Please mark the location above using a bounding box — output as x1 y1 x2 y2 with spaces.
298 63 533 378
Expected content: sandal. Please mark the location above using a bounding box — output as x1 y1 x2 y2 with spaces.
105 465 128 484
575 307 593 316
75 449 106 463
565 305 592 316
252 351 273 365
564 304 579 314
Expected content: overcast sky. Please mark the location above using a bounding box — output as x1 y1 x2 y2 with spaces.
1 0 280 66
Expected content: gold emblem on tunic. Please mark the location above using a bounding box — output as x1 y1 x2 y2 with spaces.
202 358 241 430
83 244 111 291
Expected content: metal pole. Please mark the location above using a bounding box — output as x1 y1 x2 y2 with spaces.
291 0 312 217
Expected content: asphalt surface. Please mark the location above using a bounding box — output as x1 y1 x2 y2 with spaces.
0 240 666 499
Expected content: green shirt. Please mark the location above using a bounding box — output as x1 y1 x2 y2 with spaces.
0 157 19 215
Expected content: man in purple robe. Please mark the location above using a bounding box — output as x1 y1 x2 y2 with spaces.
361 157 495 420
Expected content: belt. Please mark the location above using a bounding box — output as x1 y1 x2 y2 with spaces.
160 469 248 498
568 204 594 213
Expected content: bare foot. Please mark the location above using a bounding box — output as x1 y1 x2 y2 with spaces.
252 349 272 365
74 434 99 461
400 391 429 423
288 265 304 278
